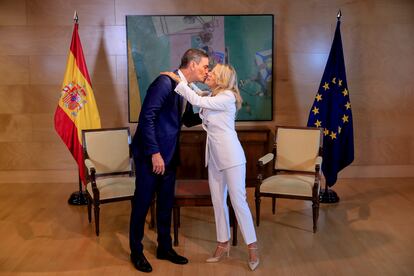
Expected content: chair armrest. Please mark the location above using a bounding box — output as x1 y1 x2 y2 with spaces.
313 156 323 196
84 159 99 198
314 156 323 178
256 153 274 193
258 153 274 166
315 156 322 167
84 159 96 175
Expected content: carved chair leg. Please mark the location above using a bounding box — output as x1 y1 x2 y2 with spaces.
87 195 92 223
232 211 238 246
255 196 261 226
173 206 179 246
94 202 100 236
227 197 234 227
149 198 155 229
226 202 238 246
230 206 235 228
312 200 319 233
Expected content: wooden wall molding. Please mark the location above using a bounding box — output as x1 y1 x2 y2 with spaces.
2 166 414 184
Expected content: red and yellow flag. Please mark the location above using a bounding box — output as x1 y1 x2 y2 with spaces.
54 22 101 185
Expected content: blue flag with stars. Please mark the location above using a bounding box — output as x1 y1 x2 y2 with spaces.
307 20 354 187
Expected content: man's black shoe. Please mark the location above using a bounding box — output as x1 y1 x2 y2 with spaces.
156 248 188 265
130 253 152 273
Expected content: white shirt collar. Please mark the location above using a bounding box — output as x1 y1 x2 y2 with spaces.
177 69 188 84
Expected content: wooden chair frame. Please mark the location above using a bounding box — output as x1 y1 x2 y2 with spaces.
82 127 155 235
255 126 323 233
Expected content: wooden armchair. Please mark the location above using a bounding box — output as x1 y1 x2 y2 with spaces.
82 127 136 236
255 126 323 232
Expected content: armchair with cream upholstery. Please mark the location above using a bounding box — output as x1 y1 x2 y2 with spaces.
255 126 323 233
82 127 137 236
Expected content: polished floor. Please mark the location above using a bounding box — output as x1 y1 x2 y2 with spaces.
0 178 413 275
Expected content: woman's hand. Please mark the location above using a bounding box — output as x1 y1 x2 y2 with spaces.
160 71 181 83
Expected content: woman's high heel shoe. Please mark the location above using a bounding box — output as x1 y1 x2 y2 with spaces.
206 243 230 263
248 246 259 271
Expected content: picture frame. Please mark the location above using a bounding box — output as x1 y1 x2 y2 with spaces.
126 14 274 122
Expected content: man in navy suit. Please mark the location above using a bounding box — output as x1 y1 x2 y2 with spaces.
129 49 209 273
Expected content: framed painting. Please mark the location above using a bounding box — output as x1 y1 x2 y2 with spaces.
126 14 274 122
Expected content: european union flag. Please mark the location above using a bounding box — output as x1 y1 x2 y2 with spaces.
307 19 354 186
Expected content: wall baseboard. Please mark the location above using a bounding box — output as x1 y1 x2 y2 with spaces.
338 165 414 178
0 170 78 184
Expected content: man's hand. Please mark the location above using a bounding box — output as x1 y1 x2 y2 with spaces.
152 152 165 175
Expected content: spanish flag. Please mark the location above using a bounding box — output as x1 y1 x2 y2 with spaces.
54 20 101 185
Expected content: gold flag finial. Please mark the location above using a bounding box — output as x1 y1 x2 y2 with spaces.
337 10 342 20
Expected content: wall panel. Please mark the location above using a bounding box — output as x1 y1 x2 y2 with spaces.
0 0 26 26
0 56 30 85
0 0 413 182
27 0 116 26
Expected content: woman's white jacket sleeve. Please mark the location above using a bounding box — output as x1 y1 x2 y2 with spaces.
175 81 234 111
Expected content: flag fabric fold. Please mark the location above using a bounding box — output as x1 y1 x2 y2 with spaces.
54 22 101 185
307 20 354 186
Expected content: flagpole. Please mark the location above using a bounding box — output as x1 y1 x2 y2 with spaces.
68 173 88 205
67 10 88 206
319 9 343 204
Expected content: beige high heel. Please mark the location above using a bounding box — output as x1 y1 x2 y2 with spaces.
248 246 259 271
206 243 230 263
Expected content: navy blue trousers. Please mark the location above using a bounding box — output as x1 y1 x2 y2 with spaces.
129 157 177 255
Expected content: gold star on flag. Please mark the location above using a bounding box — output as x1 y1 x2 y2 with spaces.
345 102 351 110
332 77 336 84
312 106 319 115
338 79 343 86
330 131 337 140
324 128 329 136
342 88 348 96
314 120 322 127
315 93 322 102
342 114 349 123
323 82 329 91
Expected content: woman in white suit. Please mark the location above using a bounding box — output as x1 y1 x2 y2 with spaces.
162 64 259 271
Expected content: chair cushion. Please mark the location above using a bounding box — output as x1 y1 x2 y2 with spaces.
86 177 135 200
260 174 319 197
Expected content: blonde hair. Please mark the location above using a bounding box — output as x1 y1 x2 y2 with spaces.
211 64 243 110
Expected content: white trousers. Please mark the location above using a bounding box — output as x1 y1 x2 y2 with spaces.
208 158 257 245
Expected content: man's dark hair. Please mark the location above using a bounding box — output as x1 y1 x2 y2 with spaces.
179 48 208 69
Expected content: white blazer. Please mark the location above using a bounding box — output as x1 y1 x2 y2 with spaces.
175 82 246 170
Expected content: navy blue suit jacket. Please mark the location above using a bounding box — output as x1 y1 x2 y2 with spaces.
132 75 200 166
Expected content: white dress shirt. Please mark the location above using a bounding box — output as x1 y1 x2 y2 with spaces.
177 70 188 115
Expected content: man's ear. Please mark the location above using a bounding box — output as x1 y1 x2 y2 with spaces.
189 60 196 71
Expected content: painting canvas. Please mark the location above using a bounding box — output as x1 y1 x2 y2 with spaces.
126 15 274 122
